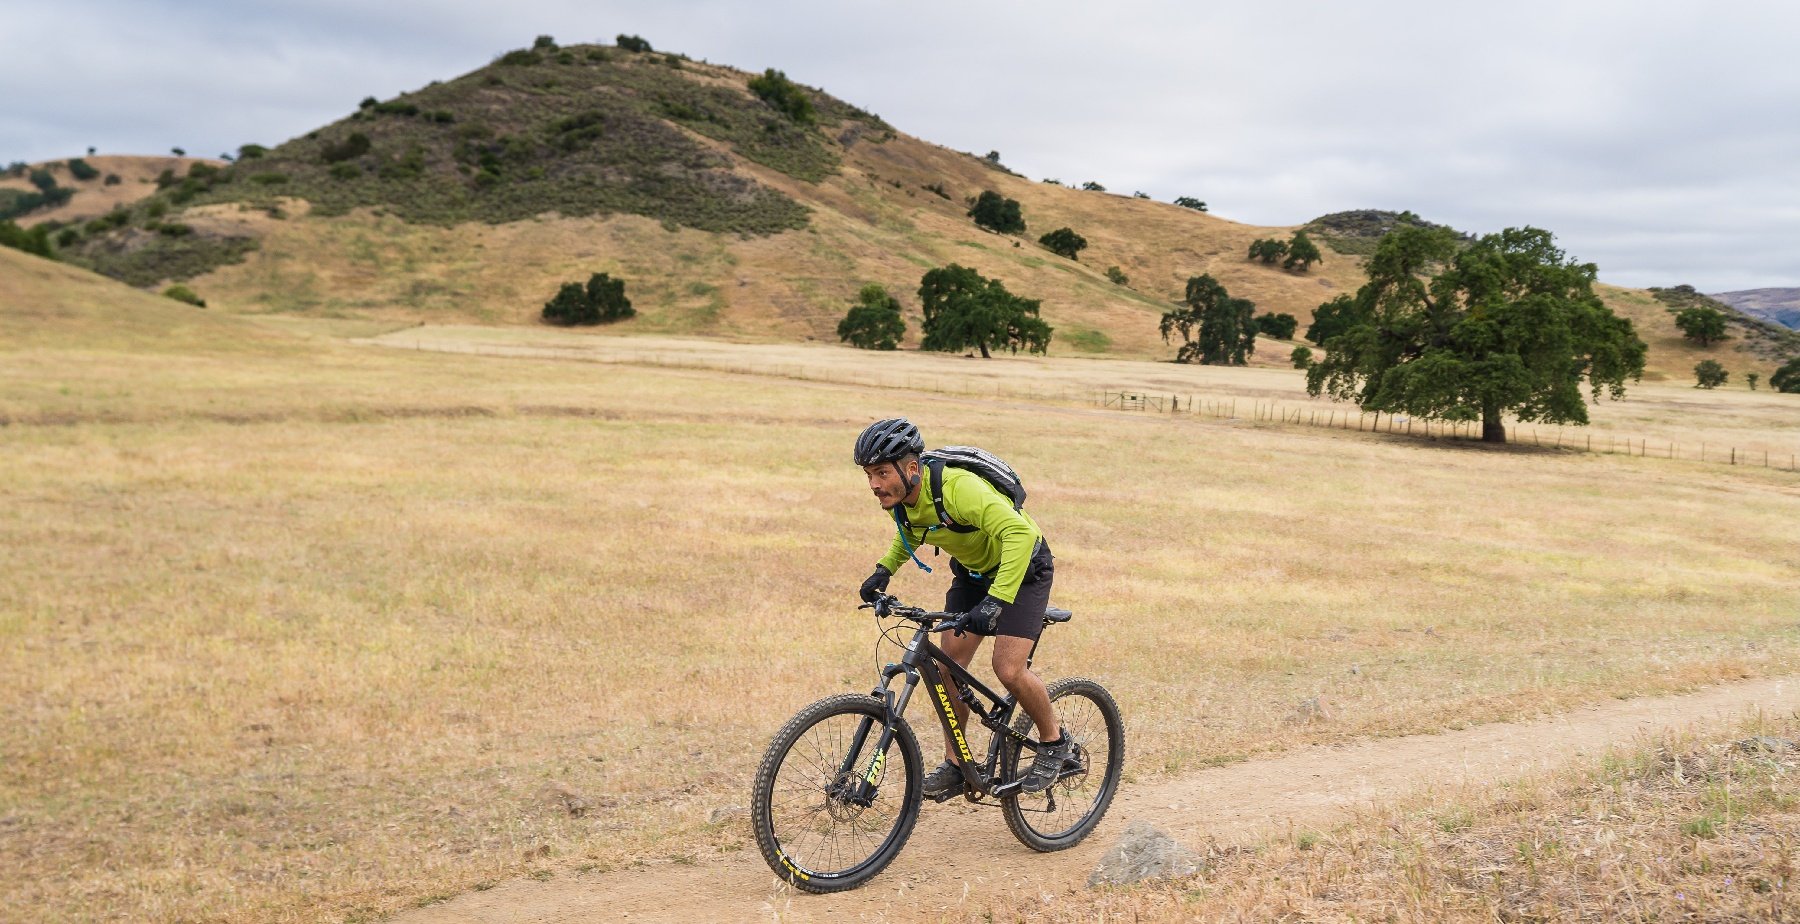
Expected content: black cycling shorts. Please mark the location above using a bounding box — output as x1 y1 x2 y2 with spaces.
944 540 1055 641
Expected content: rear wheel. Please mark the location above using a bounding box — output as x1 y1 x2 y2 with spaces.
750 694 923 892
1000 677 1124 851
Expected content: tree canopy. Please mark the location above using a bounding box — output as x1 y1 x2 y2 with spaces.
1693 359 1728 389
747 69 816 125
1772 357 1800 393
918 264 1052 358
1283 231 1323 272
967 190 1025 234
1674 305 1729 347
1173 196 1207 212
542 272 634 325
1255 313 1299 340
1038 227 1087 260
1305 294 1356 345
1305 225 1646 443
837 283 906 350
1160 274 1256 365
1248 238 1287 265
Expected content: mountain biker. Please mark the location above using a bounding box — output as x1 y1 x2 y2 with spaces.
853 418 1071 797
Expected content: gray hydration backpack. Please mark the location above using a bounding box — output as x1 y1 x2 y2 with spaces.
915 446 1027 533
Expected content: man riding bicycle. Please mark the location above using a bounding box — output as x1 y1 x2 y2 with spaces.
854 418 1071 797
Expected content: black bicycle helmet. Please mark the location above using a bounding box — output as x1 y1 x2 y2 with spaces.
854 418 924 466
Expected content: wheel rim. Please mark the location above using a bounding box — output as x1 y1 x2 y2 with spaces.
1009 690 1115 840
766 711 914 877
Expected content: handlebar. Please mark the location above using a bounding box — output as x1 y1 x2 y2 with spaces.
861 594 965 632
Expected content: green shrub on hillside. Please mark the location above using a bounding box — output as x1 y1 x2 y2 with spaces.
1105 265 1128 285
56 227 79 248
837 284 906 350
747 69 816 125
321 133 372 164
533 35 557 51
1747 372 1760 390
616 34 652 53
67 158 100 181
162 284 206 307
968 190 1025 234
496 49 539 66
542 272 634 325
68 234 257 287
1694 359 1727 388
238 143 268 160
103 173 121 185
1080 181 1106 192
1291 346 1314 369
1038 227 1087 260
0 220 54 258
1174 196 1207 211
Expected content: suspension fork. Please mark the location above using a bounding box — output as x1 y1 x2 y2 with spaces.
834 663 922 802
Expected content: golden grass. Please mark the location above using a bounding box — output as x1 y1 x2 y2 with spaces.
970 710 1800 922
2 155 209 227
3 272 1799 922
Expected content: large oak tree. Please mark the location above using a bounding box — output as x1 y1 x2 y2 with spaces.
918 264 1052 357
1305 225 1645 443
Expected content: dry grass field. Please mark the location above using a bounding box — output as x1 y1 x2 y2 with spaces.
977 710 1800 922
3 249 1799 923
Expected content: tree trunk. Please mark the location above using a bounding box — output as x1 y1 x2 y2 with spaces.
1482 404 1506 443
977 341 991 359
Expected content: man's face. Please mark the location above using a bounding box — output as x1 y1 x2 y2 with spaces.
863 460 916 510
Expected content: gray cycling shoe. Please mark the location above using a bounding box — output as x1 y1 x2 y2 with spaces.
922 760 964 798
1019 731 1077 794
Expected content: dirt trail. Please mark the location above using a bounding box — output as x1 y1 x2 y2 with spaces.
394 676 1798 924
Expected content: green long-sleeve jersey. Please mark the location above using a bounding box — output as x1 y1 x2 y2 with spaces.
878 467 1043 603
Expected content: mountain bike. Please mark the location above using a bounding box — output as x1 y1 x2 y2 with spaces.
750 594 1124 893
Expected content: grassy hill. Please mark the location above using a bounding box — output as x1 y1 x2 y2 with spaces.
0 246 297 355
33 41 1350 360
15 39 1796 377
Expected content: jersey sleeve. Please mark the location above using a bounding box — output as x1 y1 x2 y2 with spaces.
877 530 908 575
942 472 1039 603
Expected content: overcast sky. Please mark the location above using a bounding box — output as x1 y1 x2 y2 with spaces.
6 0 1798 291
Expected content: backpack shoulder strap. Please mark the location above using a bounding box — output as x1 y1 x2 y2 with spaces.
927 458 978 533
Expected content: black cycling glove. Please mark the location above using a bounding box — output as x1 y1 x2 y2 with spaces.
859 565 892 603
965 596 1004 635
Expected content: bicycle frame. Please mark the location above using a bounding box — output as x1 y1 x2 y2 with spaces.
836 621 1044 805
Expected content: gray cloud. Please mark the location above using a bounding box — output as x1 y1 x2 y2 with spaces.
6 0 1797 290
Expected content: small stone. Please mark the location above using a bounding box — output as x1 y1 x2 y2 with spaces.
1737 736 1798 754
708 804 749 825
1089 821 1203 887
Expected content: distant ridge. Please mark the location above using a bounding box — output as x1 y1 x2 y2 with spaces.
1711 288 1800 331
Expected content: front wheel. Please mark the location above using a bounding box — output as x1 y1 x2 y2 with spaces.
1001 677 1125 852
750 693 923 893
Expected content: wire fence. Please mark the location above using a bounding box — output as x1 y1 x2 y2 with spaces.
373 339 1797 475
1099 391 1800 473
